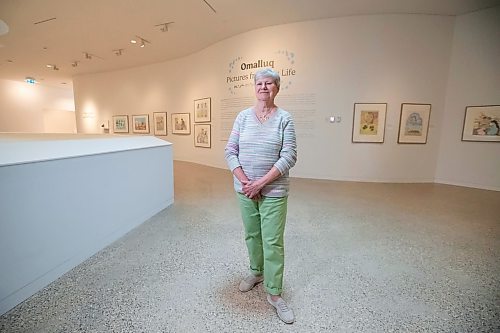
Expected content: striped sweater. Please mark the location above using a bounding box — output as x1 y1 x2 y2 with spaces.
224 107 297 197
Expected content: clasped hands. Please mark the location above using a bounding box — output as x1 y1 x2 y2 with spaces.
241 179 264 200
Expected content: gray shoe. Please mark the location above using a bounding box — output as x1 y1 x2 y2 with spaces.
238 274 264 292
267 294 295 324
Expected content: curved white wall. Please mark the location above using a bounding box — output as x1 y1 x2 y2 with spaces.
73 10 500 189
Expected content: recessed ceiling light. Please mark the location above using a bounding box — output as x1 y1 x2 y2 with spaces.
46 64 52 68
130 39 137 44
0 19 9 36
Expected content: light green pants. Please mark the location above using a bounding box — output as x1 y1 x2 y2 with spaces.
237 193 288 295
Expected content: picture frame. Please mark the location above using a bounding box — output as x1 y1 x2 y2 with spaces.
397 103 431 144
112 115 129 133
194 124 211 148
171 113 191 135
352 103 387 143
132 114 150 134
153 112 167 136
461 105 500 142
194 97 211 123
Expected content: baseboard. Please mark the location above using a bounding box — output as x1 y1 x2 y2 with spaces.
434 179 499 192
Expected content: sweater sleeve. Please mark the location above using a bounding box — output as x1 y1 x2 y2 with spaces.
274 115 297 174
224 112 242 172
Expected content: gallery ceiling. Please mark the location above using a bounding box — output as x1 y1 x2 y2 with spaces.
1 0 499 88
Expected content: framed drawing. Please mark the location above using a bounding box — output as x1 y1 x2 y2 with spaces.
398 103 431 144
112 115 129 133
194 97 211 122
153 112 167 136
194 124 211 148
132 114 150 134
352 103 387 143
171 113 191 135
462 105 500 142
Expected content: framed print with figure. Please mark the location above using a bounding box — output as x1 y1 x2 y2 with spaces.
153 112 167 136
352 103 387 143
398 103 431 144
172 113 191 135
132 114 150 134
112 115 129 133
194 97 211 123
194 124 211 148
461 105 500 142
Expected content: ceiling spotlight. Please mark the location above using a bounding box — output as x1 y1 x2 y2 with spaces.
130 39 137 44
133 35 150 48
46 64 53 68
155 22 174 32
113 48 124 56
82 52 104 60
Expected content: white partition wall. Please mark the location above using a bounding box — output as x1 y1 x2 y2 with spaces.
0 134 174 315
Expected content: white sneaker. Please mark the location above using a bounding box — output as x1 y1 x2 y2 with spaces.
267 294 295 324
239 274 264 292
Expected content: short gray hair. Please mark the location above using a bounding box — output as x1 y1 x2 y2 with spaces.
254 68 280 89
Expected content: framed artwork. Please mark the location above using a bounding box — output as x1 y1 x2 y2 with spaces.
112 115 129 133
153 112 167 136
398 103 431 144
194 124 211 148
132 114 150 134
171 113 191 135
352 103 387 143
194 97 211 122
462 105 500 142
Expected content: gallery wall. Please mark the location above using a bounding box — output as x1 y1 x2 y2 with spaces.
0 79 75 133
435 6 500 191
73 9 499 190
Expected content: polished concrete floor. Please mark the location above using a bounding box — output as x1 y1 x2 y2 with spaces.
1 161 499 332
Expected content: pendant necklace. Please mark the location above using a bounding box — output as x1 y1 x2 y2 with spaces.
257 107 274 122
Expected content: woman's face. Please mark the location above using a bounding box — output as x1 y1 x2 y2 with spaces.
255 76 279 102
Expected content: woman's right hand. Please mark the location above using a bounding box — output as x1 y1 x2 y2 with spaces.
242 179 263 200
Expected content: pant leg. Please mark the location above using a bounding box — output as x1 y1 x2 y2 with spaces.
259 196 288 295
237 193 264 276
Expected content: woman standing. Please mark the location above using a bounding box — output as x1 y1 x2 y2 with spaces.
224 68 297 324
